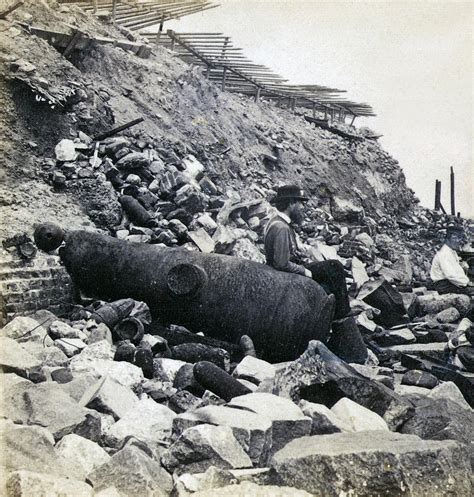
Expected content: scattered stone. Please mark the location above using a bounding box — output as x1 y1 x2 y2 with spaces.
153 358 187 383
87 445 172 496
375 328 416 346
55 434 110 480
270 341 412 431
232 356 276 385
400 398 474 445
331 398 389 432
193 481 312 496
175 184 209 214
351 256 369 288
401 370 439 389
173 405 272 465
55 139 77 161
6 470 93 497
88 323 113 345
0 336 42 378
436 306 460 323
174 363 206 396
1 379 100 442
188 228 215 253
228 393 312 454
54 337 87 357
0 419 75 479
49 320 84 340
162 424 252 475
116 151 150 169
104 397 176 448
271 431 471 496
299 400 352 434
416 293 471 317
168 390 202 413
79 376 138 420
427 381 472 411
349 364 394 389
1 316 48 343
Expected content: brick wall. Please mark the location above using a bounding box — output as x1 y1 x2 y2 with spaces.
0 249 75 326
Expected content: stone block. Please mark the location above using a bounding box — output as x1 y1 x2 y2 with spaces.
299 400 352 434
0 336 42 377
188 228 215 253
79 376 138 420
54 338 87 357
331 398 389 432
401 370 439 389
153 358 187 383
1 316 48 343
173 405 272 466
104 398 176 448
87 445 172 496
271 431 471 496
232 356 276 386
227 393 311 454
427 381 472 411
162 424 252 475
6 470 93 497
55 434 110 481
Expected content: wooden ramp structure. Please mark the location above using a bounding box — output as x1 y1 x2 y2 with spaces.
142 30 375 124
59 0 218 30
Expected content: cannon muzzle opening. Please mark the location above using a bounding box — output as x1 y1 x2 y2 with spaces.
34 223 65 251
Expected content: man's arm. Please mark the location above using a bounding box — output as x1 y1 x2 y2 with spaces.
271 224 310 276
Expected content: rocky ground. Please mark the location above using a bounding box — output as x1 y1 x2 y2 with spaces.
1 1 473 496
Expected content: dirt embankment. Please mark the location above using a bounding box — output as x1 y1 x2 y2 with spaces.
0 0 419 244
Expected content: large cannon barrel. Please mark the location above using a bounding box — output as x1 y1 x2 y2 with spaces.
37 225 335 362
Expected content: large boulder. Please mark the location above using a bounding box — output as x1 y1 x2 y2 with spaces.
6 471 93 496
87 445 172 496
79 376 139 420
416 293 471 317
427 381 472 411
232 356 276 386
400 398 474 445
0 419 79 485
271 431 471 496
299 400 352 434
0 377 100 442
55 434 110 481
103 397 176 449
270 341 413 430
330 398 389 432
0 337 42 377
161 424 252 475
173 405 272 466
1 316 49 343
192 481 312 496
227 393 311 455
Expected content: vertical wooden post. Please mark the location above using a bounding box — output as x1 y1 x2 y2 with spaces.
111 0 117 22
205 64 210 78
155 14 165 44
254 86 261 102
312 103 316 118
92 0 98 14
434 179 441 210
221 67 227 91
221 36 229 59
170 37 175 51
350 114 356 126
450 166 455 216
324 107 328 120
291 98 296 111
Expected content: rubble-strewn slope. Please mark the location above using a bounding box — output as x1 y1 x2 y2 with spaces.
0 0 417 240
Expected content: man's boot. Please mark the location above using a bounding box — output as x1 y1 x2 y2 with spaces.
327 316 368 364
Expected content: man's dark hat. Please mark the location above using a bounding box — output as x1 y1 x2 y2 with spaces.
271 185 309 204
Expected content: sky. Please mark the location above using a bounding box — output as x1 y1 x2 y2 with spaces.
162 0 473 217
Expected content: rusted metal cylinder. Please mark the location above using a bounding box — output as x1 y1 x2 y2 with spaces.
54 228 335 363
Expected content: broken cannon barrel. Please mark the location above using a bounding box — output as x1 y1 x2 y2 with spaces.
37 226 335 362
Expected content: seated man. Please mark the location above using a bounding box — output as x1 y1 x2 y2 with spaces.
264 184 367 364
430 224 474 296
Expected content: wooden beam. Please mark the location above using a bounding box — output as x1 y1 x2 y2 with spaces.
450 166 455 216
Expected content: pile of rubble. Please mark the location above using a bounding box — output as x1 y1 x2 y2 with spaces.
1 279 473 496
